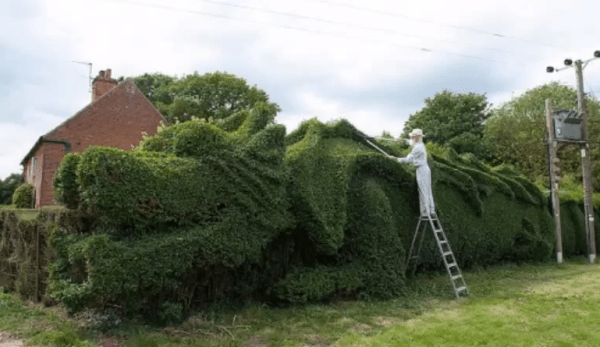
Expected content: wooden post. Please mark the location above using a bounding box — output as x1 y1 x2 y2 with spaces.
575 60 596 264
35 226 40 302
546 99 563 263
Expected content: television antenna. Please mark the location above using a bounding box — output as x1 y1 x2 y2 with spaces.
72 61 93 92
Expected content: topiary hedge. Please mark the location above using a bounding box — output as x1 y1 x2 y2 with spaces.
274 119 554 302
49 107 294 318
48 114 560 318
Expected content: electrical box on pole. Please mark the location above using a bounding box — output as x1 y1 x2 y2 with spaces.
553 109 585 142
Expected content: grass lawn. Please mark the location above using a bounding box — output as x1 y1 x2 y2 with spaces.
0 205 67 221
338 259 600 346
1 259 599 346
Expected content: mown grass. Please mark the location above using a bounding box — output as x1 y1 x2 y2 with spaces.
338 259 600 347
0 205 66 221
1 259 598 346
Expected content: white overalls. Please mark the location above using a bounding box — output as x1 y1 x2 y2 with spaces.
397 142 435 217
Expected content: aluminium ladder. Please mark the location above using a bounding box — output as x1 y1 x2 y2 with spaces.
406 213 469 299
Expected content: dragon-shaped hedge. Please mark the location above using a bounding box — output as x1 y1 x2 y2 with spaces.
50 104 554 321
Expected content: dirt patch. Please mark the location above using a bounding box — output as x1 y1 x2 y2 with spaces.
350 324 372 334
306 334 330 346
96 335 124 347
243 335 268 347
372 316 400 327
333 317 356 327
0 332 23 347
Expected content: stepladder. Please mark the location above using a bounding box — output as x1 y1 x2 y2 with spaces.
406 213 469 299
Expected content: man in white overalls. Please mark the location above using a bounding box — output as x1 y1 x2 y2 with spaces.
389 129 436 217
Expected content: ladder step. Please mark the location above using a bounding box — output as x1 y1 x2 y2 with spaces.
410 214 469 299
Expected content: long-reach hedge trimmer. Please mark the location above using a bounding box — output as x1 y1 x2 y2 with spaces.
354 129 407 157
364 138 392 156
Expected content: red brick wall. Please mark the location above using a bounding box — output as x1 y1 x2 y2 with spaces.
39 143 67 207
31 80 165 207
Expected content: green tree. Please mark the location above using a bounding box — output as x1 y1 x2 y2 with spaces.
0 173 22 205
132 71 280 124
483 82 600 189
131 73 175 105
402 90 492 158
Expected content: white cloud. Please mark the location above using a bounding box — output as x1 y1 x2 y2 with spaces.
2 0 600 180
279 90 407 137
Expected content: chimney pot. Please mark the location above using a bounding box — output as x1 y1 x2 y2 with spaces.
92 68 117 103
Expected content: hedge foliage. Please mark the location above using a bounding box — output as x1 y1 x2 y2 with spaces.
49 114 565 319
12 183 34 208
49 105 293 318
275 119 554 302
0 208 92 303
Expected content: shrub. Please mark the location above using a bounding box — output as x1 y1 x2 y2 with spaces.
12 183 34 208
53 153 82 209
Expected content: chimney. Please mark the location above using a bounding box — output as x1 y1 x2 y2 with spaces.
92 69 117 103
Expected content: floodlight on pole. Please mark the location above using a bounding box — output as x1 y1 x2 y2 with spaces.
546 51 600 74
546 65 571 73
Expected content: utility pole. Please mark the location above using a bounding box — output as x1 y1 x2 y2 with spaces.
575 60 596 264
547 50 599 264
545 99 563 263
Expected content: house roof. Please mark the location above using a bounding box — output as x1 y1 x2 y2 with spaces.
20 78 168 166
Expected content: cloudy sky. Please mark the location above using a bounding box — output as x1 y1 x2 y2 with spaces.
1 0 599 179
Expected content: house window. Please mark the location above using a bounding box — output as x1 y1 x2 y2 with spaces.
30 158 36 180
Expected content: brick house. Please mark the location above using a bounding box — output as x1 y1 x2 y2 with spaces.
21 69 166 208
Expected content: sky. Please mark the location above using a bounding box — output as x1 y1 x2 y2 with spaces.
1 0 599 179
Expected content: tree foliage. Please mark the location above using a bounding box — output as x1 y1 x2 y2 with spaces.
0 173 22 205
402 90 492 157
132 71 280 124
483 82 600 188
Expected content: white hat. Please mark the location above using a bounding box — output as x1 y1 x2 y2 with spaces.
408 128 425 137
